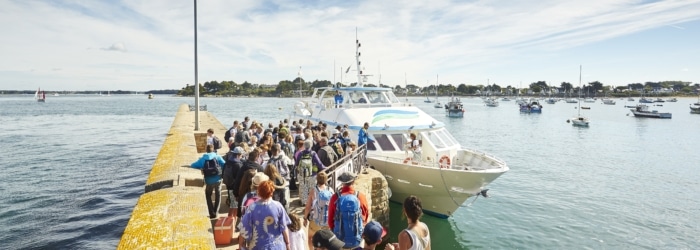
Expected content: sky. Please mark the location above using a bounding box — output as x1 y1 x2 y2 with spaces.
1 0 699 91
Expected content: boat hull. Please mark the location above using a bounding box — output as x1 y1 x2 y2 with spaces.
630 110 672 118
570 116 589 126
367 151 507 218
446 109 464 117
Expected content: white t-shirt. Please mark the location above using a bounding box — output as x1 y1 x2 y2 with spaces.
288 226 307 250
412 139 421 153
207 135 213 146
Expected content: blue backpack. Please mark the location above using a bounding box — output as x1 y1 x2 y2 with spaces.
333 191 362 248
312 186 333 228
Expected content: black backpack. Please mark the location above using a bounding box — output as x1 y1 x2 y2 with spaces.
224 128 233 143
202 159 222 177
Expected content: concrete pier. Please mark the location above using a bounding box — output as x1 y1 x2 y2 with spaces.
118 104 390 249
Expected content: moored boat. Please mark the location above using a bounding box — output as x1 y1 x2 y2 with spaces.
630 104 671 118
568 65 589 127
690 95 700 114
484 97 499 107
519 99 542 113
291 34 508 217
602 99 616 105
445 96 465 117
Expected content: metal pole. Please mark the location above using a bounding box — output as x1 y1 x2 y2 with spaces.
194 0 200 131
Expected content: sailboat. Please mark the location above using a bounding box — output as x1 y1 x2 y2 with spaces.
35 88 46 102
433 75 442 108
569 65 589 127
690 94 700 114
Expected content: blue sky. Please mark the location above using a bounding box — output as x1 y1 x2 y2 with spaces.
1 0 699 91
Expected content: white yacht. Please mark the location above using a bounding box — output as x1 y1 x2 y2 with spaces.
291 35 509 218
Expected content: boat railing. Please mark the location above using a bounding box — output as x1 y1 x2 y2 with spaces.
318 144 367 190
461 148 507 166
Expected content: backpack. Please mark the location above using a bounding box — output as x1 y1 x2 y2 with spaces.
330 141 344 158
333 191 363 247
312 186 333 227
212 136 222 150
321 145 338 164
222 156 241 188
298 151 316 178
281 142 294 159
224 127 233 143
202 159 222 177
268 156 289 179
241 191 260 215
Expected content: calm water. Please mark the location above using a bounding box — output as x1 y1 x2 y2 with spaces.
0 94 698 249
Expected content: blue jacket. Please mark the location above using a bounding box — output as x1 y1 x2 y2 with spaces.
358 128 373 146
191 152 226 185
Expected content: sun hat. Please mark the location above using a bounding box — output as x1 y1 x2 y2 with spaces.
312 229 344 250
252 172 269 186
363 220 387 244
337 172 357 184
231 146 244 154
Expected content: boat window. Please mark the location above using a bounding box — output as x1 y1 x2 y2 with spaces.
386 91 400 103
372 134 396 151
366 92 388 104
390 134 406 148
349 92 369 103
422 131 446 149
366 140 377 151
436 129 457 146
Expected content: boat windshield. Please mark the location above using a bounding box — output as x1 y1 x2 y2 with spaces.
345 90 399 105
366 128 457 153
421 129 458 149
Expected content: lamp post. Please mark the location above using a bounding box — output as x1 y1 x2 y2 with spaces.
193 0 200 131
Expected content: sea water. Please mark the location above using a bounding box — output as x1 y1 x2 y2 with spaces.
0 95 697 249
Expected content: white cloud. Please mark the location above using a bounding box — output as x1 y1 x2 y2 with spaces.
102 43 127 52
0 0 699 90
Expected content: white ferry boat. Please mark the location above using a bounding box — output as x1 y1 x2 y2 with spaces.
291 35 509 218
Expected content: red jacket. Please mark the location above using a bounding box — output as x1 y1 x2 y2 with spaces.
327 185 369 230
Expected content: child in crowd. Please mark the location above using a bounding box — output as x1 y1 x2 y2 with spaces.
287 212 307 250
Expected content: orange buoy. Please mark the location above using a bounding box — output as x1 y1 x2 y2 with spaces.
439 155 451 169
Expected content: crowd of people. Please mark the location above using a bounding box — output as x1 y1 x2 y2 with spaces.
189 117 430 250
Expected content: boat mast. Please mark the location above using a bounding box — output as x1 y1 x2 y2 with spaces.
298 66 303 98
355 28 363 87
578 65 582 115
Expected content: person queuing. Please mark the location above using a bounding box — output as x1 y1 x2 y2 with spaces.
328 172 369 249
190 144 226 219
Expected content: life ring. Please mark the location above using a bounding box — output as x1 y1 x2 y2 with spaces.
439 155 451 169
403 157 412 164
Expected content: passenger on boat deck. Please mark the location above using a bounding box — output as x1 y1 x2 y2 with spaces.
335 91 343 108
409 133 422 161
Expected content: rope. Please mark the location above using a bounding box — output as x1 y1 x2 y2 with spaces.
437 152 486 208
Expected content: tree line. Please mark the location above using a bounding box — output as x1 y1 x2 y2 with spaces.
176 79 699 97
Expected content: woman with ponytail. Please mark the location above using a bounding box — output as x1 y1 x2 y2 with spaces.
385 195 431 250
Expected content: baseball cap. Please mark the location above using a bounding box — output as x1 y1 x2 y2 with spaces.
312 229 344 250
363 220 387 244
